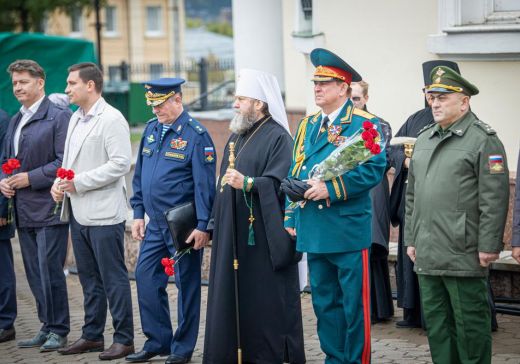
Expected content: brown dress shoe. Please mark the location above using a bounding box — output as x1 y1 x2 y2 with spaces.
99 342 135 360
58 338 104 355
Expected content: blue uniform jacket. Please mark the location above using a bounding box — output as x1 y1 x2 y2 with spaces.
285 100 386 253
131 111 216 231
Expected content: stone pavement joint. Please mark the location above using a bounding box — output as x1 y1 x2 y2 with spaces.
1 238 520 363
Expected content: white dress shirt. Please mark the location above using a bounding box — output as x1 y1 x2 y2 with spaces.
68 97 105 160
13 95 45 156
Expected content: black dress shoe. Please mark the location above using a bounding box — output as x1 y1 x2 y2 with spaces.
126 350 161 362
395 319 422 328
165 354 191 364
0 328 15 343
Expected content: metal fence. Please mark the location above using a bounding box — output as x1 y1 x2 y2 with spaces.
104 58 236 111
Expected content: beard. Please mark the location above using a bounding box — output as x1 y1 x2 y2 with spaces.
229 107 258 134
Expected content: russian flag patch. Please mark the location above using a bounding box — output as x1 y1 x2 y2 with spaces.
204 146 215 163
488 154 504 174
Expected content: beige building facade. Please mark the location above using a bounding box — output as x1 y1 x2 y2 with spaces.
276 0 520 169
44 0 184 80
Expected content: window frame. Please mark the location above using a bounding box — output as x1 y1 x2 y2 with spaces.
145 5 164 38
427 0 520 60
104 5 118 37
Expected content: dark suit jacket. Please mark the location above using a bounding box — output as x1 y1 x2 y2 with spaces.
0 108 14 239
1 98 71 228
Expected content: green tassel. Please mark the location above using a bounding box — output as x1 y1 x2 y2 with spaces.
247 223 255 246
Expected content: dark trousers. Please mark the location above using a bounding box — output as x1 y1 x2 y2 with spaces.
0 239 16 330
18 225 70 336
135 223 202 358
70 215 134 345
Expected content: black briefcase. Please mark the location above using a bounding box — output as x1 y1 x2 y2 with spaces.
164 201 197 251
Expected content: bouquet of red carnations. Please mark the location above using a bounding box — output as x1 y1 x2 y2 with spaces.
54 168 75 214
2 158 21 224
161 247 192 276
308 121 384 180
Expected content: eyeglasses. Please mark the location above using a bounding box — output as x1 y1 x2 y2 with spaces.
352 97 361 102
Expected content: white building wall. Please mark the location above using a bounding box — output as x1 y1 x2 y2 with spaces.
281 0 520 169
232 0 285 90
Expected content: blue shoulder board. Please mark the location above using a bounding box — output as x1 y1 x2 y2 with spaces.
188 118 207 134
146 117 158 124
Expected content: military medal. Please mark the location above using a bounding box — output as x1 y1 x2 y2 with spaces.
170 137 188 150
327 125 341 143
333 136 346 146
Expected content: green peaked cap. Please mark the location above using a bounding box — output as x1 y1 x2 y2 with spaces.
425 66 479 96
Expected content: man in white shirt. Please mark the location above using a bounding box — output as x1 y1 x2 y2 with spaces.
50 62 134 360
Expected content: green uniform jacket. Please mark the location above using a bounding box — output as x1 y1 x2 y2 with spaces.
284 100 386 253
404 111 509 277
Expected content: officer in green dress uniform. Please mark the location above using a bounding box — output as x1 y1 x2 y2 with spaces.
285 48 386 364
405 66 510 364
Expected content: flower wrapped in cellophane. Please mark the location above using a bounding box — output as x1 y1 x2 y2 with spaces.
308 121 384 181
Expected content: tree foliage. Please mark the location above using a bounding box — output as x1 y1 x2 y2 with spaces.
0 0 104 32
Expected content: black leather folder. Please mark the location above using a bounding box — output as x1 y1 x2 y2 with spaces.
164 201 197 251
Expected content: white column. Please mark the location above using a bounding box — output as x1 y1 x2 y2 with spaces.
128 0 144 65
232 0 285 91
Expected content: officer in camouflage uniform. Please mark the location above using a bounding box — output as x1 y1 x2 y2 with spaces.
405 66 509 364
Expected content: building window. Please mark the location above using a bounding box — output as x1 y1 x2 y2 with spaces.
146 6 163 36
428 0 520 60
291 0 324 54
70 7 83 36
104 6 117 36
301 0 312 20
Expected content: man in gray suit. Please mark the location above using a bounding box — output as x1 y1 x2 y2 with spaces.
50 62 134 360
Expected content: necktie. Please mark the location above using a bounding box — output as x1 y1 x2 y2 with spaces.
316 116 329 142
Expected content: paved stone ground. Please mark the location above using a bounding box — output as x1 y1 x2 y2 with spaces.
2 239 520 364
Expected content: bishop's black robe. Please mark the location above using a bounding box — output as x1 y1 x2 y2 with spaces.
369 117 394 322
203 117 305 364
388 107 433 322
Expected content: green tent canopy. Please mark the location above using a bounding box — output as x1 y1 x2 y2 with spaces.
0 32 96 116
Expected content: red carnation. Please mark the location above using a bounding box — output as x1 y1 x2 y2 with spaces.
7 158 20 170
161 257 171 267
56 168 68 179
361 131 372 141
2 164 11 175
364 140 375 149
164 266 174 276
370 144 381 155
66 170 75 180
362 121 373 130
369 128 379 138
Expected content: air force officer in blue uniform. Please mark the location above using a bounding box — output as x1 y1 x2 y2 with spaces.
128 79 216 364
285 49 386 364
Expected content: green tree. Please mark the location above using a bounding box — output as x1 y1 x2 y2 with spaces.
0 0 104 32
206 21 233 37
